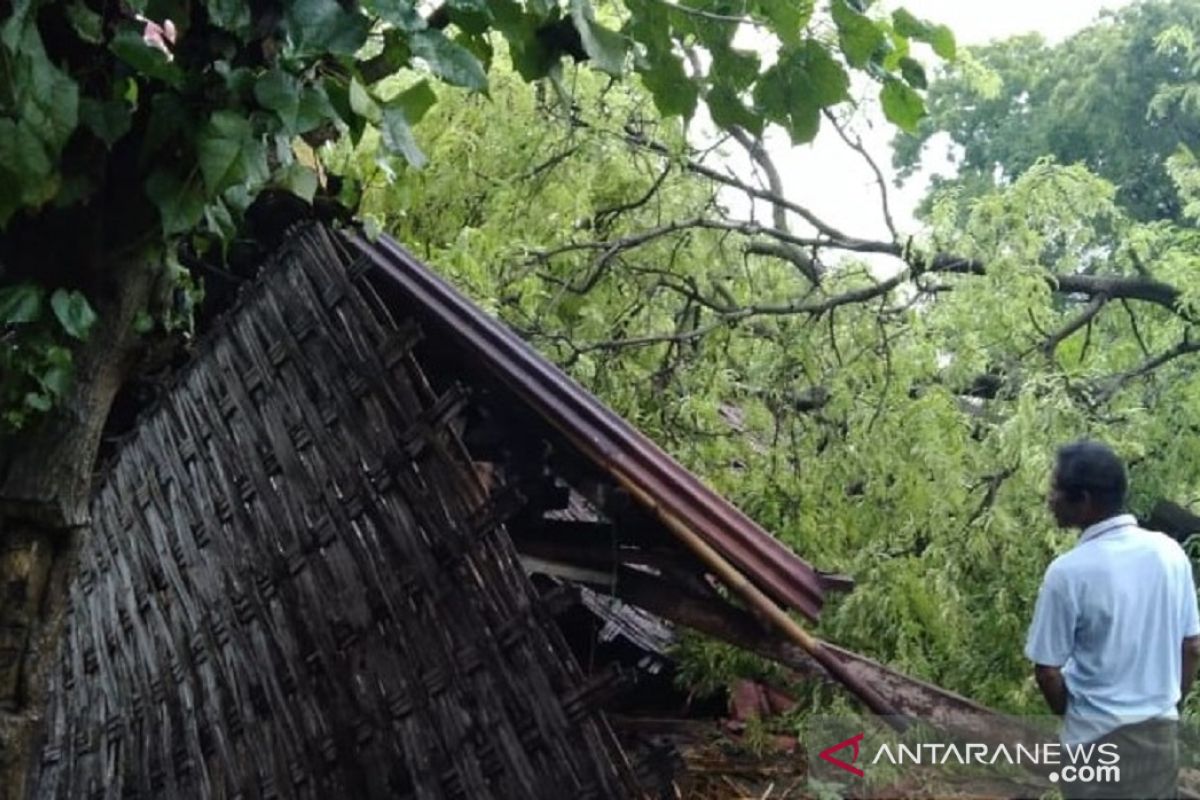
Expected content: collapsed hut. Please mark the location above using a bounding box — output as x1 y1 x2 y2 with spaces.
26 223 1021 799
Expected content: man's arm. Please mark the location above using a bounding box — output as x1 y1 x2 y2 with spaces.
1182 636 1200 704
1035 664 1069 716
1025 566 1075 715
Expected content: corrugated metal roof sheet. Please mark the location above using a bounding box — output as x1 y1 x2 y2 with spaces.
350 233 827 622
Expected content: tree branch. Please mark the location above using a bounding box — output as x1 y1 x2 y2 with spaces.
1042 294 1108 357
823 109 898 240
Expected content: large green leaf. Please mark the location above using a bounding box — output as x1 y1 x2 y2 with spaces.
255 70 302 131
570 0 628 76
50 289 98 340
276 163 320 202
791 41 851 108
490 0 557 81
707 84 763 136
891 8 929 39
79 98 132 148
754 0 814 46
285 0 371 56
0 284 44 324
15 46 80 154
110 28 184 86
639 51 697 119
380 108 428 168
899 56 927 89
145 169 205 235
349 77 381 123
754 41 849 143
881 76 924 132
930 25 956 60
296 85 338 133
205 0 252 36
392 80 438 126
710 45 761 91
0 119 53 197
408 29 488 90
66 1 104 44
197 111 268 195
362 0 427 32
832 0 884 68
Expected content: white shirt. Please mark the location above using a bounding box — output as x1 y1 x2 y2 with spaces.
1025 514 1200 744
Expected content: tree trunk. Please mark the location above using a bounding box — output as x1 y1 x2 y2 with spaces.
0 256 155 800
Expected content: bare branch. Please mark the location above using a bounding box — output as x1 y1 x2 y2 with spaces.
593 162 671 232
1094 335 1200 401
822 110 898 240
744 241 822 285
1042 295 1108 358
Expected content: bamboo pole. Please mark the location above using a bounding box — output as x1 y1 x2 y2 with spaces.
618 478 910 732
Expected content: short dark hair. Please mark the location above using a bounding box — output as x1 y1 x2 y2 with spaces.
1054 440 1127 513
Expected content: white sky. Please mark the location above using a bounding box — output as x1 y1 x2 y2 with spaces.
709 0 1135 248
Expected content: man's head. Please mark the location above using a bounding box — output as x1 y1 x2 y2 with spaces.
1047 440 1128 529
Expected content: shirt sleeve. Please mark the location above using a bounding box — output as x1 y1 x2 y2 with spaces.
1180 558 1200 638
1025 566 1075 667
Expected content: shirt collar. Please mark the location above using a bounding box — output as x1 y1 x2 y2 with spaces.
1078 513 1137 545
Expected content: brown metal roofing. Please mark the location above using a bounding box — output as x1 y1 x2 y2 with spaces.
349 233 827 622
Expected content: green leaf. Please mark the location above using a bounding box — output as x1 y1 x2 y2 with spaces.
196 111 268 196
710 46 761 91
146 169 205 235
110 28 184 86
15 45 80 155
409 29 488 90
66 1 104 44
296 85 338 133
754 0 814 46
930 24 956 60
24 392 51 412
786 40 851 107
832 0 884 68
891 8 929 39
277 163 320 202
204 197 237 241
570 0 628 76
40 363 73 398
133 311 155 334
0 120 53 200
881 76 925 132
255 70 302 131
449 0 490 13
285 0 371 56
899 56 927 90
490 0 557 81
639 51 697 119
349 77 381 123
755 41 849 143
0 283 43 324
392 80 438 125
142 93 190 161
362 0 427 32
79 98 133 148
50 289 98 340
205 0 252 36
380 107 428 168
707 84 763 136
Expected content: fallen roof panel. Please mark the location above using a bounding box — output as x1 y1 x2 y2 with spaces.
350 233 827 621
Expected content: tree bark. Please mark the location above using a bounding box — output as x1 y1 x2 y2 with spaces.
0 255 156 800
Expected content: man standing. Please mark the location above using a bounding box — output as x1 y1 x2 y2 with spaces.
1027 440 1200 799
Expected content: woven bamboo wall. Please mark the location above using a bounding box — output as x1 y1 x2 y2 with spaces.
29 226 638 799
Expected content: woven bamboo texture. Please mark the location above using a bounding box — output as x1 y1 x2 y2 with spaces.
29 225 638 800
